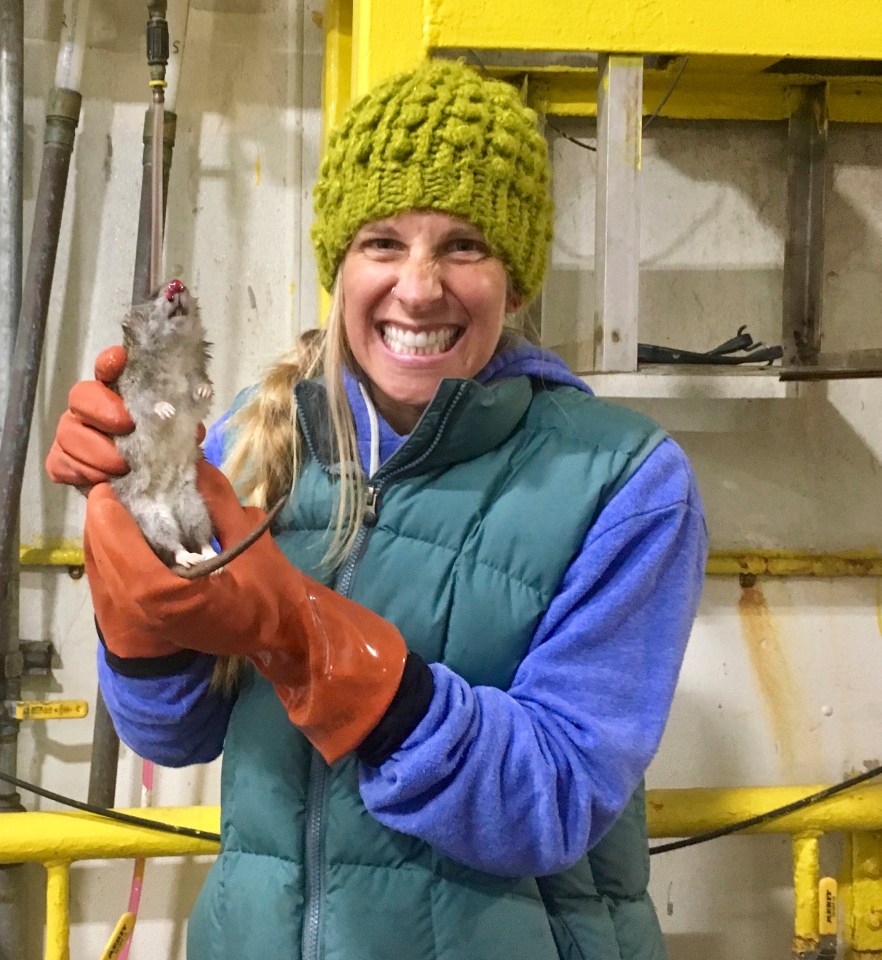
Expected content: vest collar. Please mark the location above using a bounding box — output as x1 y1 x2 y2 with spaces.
295 375 534 482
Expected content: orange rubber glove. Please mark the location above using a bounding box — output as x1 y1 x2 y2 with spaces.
45 347 133 487
84 460 408 764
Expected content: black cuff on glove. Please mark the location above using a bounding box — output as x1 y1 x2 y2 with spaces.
356 652 434 767
97 619 201 679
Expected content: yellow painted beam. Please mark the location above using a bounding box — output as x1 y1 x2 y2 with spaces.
792 834 821 955
425 0 882 61
44 861 71 960
0 806 220 865
646 785 882 837
19 540 882 577
706 550 882 578
846 831 882 953
322 0 354 146
531 70 882 122
319 0 355 322
6 789 882 867
20 542 84 568
352 0 426 96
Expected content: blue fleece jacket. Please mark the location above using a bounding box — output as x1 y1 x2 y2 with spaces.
98 341 707 876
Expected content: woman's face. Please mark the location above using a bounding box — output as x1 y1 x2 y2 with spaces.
341 210 518 434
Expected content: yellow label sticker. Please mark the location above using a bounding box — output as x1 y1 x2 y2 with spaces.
11 700 89 721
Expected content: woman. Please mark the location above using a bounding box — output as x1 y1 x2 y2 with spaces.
47 60 707 960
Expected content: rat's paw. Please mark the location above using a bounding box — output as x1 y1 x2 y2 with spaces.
173 547 205 568
194 384 213 401
154 401 176 420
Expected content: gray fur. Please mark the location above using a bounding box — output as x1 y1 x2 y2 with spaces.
111 282 216 569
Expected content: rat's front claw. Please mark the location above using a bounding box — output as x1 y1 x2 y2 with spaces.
173 548 204 568
194 384 213 401
154 401 176 419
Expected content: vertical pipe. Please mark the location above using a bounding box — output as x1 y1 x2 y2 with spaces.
86 689 120 807
94 0 183 807
0 85 83 624
846 831 882 958
0 0 88 940
44 861 71 960
130 108 176 307
792 832 821 958
0 3 24 958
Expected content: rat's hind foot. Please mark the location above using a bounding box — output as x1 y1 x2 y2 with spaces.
194 384 213 401
173 547 205 568
154 401 176 419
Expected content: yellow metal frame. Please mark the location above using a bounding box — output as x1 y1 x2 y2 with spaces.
423 0 882 62
328 0 882 123
21 540 882 579
6 785 882 959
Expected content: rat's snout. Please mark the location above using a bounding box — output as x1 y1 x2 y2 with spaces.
165 279 187 301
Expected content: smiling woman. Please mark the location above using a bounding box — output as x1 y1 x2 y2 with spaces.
46 58 707 960
342 211 515 432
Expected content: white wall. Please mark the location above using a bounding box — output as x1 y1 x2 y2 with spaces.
13 5 882 958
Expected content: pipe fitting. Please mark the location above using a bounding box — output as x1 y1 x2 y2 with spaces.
141 105 177 167
44 88 82 149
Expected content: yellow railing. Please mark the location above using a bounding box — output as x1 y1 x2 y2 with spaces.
3 785 882 959
21 542 882 579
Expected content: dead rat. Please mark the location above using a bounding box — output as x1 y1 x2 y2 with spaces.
111 279 283 580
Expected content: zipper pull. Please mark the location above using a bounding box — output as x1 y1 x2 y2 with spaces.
363 485 380 526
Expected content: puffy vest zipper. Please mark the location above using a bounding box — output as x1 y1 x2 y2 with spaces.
300 384 467 960
300 482 379 960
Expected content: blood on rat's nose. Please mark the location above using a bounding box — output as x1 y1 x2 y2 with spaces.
165 279 186 301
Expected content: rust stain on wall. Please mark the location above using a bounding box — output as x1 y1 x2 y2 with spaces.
738 584 801 773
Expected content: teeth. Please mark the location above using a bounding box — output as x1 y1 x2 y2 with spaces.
382 325 458 356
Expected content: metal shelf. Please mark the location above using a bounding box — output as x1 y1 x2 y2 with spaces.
584 366 801 400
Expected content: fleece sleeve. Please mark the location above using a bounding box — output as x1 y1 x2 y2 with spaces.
95 414 235 767
98 647 232 766
359 437 708 878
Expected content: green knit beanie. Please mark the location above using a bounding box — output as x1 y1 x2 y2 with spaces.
311 59 553 302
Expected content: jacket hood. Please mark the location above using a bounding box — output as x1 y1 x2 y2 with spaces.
476 337 592 394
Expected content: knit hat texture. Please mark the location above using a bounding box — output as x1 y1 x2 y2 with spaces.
311 59 553 302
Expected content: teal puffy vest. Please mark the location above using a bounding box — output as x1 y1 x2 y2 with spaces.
188 376 668 960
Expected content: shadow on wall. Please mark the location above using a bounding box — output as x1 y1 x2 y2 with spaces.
651 834 795 960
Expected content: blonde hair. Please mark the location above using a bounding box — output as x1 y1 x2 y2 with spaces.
212 282 366 693
222 281 366 560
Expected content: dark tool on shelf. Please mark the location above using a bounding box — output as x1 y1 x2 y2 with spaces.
638 326 784 366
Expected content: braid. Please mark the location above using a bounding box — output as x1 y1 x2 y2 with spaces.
212 288 363 693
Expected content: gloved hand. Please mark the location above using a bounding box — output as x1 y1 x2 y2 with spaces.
45 346 133 487
84 460 408 764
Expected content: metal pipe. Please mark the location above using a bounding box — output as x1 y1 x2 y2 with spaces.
647 784 882 836
706 550 882 578
43 861 71 960
0 2 25 957
0 83 83 642
131 106 176 304
22 543 882 579
92 0 182 810
86 689 120 807
846 831 882 958
147 1 169 291
0 807 220 864
793 833 822 957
